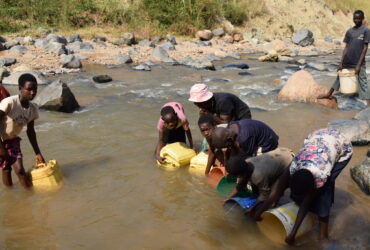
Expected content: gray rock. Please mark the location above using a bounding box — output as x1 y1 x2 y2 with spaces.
46 34 67 45
75 55 88 60
68 34 82 43
66 41 94 53
291 29 314 47
93 75 112 83
181 57 215 71
324 36 333 43
307 62 328 71
337 95 367 110
297 58 306 65
44 42 66 55
152 37 163 44
138 39 155 48
0 36 6 43
60 54 82 69
222 62 249 69
33 79 80 113
21 36 34 45
152 47 177 63
122 32 136 45
9 45 27 56
212 28 225 37
133 64 151 71
200 53 221 62
3 40 17 50
117 55 133 64
13 37 24 45
34 39 49 48
128 48 139 56
350 149 370 195
196 41 212 46
328 119 370 145
159 42 176 51
354 107 370 125
2 70 50 85
243 49 255 54
226 53 241 59
0 58 17 67
298 50 319 57
166 35 177 45
92 35 106 42
278 56 297 63
0 67 9 80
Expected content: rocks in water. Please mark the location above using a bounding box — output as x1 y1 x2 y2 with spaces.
204 78 230 83
260 40 291 56
2 70 50 85
307 62 328 71
350 149 370 195
46 33 67 45
166 35 177 45
222 62 249 69
116 55 133 64
44 42 66 55
328 119 370 145
152 47 176 63
133 64 151 71
212 28 225 37
298 50 319 57
336 95 367 110
68 34 82 43
258 50 279 62
9 45 27 55
278 56 297 63
60 55 82 69
66 41 94 53
93 75 112 83
33 79 80 113
291 29 314 47
238 71 252 76
277 70 337 108
138 39 155 48
159 42 175 51
181 56 215 71
226 53 241 59
354 107 370 124
196 30 213 41
0 58 16 67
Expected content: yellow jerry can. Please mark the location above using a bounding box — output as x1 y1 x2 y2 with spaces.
157 142 196 170
189 152 209 174
30 160 63 190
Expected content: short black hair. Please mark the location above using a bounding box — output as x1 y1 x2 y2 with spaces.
160 106 176 117
198 113 216 126
290 169 315 196
18 73 37 88
226 154 253 176
354 10 364 17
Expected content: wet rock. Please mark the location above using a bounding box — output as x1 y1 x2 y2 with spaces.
44 42 66 55
34 79 80 113
324 36 333 43
133 64 151 71
93 75 112 83
222 62 249 69
259 50 279 62
238 72 253 76
196 30 213 41
297 59 306 65
138 39 155 47
285 65 301 72
0 58 17 67
34 39 49 48
66 41 94 53
350 149 370 195
181 57 215 71
166 35 177 45
277 70 337 108
291 29 314 47
336 95 367 110
226 53 241 59
223 35 234 43
46 33 67 45
9 45 27 56
116 55 133 64
354 107 370 124
298 50 319 57
201 53 221 62
152 47 177 63
328 119 370 145
278 56 296 63
60 54 82 69
204 78 230 83
68 34 82 43
159 42 175 51
307 62 328 71
212 28 225 37
2 70 50 85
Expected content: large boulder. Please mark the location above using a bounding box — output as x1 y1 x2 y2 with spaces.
67 34 82 43
46 34 67 45
60 55 82 69
34 39 49 49
92 75 112 83
44 42 66 55
2 70 50 85
196 30 213 41
212 28 225 37
0 58 17 67
181 57 215 70
291 29 314 47
33 79 80 113
277 70 337 108
159 42 175 51
152 47 176 63
260 40 291 56
328 119 370 145
350 150 370 195
66 41 94 53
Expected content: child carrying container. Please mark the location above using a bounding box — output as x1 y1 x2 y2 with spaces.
0 73 45 188
155 102 194 164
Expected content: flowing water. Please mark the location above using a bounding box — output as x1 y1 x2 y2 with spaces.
0 53 369 249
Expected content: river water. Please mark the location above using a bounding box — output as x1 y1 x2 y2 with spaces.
0 53 369 249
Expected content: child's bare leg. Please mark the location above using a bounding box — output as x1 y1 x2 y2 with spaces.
318 216 329 240
2 167 13 186
13 158 30 188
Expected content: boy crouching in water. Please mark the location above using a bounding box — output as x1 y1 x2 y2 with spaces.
0 73 45 188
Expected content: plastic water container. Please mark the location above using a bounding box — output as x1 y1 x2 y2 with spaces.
224 196 257 210
157 142 196 170
339 69 358 94
30 160 63 190
207 167 226 188
216 176 252 198
188 152 209 174
257 202 315 244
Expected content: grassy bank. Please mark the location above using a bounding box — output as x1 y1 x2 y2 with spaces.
324 0 370 18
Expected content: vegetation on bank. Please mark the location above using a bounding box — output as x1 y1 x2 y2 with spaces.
0 0 369 36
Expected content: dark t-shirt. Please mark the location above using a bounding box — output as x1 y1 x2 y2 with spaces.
230 119 279 157
212 93 251 121
343 25 370 67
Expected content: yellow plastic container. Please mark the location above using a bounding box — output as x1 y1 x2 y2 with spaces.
30 160 63 190
339 69 358 94
157 142 196 170
257 202 315 244
188 152 209 174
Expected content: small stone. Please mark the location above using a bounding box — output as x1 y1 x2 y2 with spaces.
222 62 249 69
212 28 225 37
93 75 112 83
117 55 133 64
133 64 151 71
